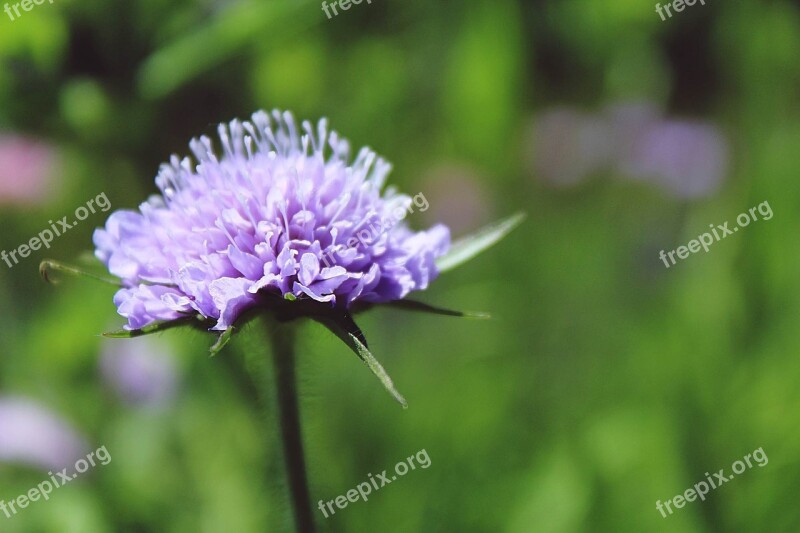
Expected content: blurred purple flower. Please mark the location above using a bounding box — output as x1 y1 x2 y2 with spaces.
527 108 614 187
100 338 178 407
0 397 88 472
421 164 492 235
94 110 450 331
617 119 729 199
0 134 59 206
528 101 730 199
604 101 662 163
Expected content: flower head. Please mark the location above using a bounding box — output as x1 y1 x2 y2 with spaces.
94 110 450 331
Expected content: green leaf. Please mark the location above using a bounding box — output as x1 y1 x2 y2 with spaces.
385 299 491 319
435 212 526 273
348 333 407 408
102 316 200 338
209 327 235 357
313 313 407 408
137 0 317 99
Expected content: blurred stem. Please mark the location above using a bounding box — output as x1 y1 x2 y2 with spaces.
270 323 315 533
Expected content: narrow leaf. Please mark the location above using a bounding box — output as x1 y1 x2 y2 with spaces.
435 212 526 273
209 327 235 357
137 0 316 99
40 260 121 286
102 317 197 338
313 314 407 408
349 333 408 408
385 299 491 319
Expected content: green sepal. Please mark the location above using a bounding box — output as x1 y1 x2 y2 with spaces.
384 299 491 319
209 327 235 357
313 312 407 408
435 212 526 273
102 315 208 338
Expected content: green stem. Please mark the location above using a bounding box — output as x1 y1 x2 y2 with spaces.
270 323 315 533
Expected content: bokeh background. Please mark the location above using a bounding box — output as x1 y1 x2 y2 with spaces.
1 0 799 531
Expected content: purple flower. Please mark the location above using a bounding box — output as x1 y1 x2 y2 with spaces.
617 119 729 199
0 397 88 472
94 111 450 331
526 101 730 199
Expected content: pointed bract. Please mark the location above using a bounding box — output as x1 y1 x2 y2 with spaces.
209 327 235 357
435 212 526 273
313 313 407 408
384 299 491 319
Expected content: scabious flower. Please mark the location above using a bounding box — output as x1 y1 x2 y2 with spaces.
94 110 450 331
70 108 521 407
54 109 521 529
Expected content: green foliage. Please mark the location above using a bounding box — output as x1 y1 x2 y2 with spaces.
1 0 799 531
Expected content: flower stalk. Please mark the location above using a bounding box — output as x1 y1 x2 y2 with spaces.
269 322 315 533
44 107 525 531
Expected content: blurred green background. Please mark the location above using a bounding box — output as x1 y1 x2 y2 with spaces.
1 0 799 531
